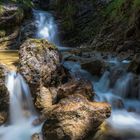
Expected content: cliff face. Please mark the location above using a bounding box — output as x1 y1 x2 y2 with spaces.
47 0 140 54
91 0 140 54
49 0 108 46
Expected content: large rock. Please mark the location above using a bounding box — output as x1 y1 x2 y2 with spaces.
42 94 111 140
35 86 53 112
19 39 61 93
32 133 43 140
81 59 106 76
35 79 94 113
56 79 94 101
0 64 9 124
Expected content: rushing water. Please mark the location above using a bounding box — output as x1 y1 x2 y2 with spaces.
64 60 140 139
33 9 71 51
0 72 41 140
33 9 60 45
1 8 140 140
33 9 140 139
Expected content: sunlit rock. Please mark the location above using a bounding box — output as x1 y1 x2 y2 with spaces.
32 133 42 140
18 38 60 90
42 94 111 140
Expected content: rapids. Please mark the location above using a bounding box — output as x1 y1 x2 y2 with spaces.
33 9 140 139
0 8 140 140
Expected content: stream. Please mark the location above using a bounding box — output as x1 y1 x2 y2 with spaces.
34 9 140 140
0 8 140 140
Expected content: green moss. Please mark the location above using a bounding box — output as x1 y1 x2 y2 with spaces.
0 4 4 16
29 39 57 50
133 0 140 8
0 0 33 8
0 30 6 37
54 0 76 31
104 0 125 18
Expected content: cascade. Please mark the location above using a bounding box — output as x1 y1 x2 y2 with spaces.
0 72 40 140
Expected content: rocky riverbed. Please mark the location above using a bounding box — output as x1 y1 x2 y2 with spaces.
0 0 140 140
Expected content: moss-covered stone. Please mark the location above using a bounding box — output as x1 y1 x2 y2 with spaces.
18 38 61 94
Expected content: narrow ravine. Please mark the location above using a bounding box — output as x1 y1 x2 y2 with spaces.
0 7 140 140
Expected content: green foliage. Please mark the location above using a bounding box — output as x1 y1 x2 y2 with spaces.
11 0 33 7
133 0 140 8
0 0 33 8
0 30 6 37
61 2 76 31
104 0 125 18
53 0 77 31
0 4 4 15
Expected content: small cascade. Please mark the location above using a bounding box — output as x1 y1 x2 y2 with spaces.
6 72 35 124
0 72 41 140
33 9 71 51
33 9 60 46
63 58 140 138
93 62 140 137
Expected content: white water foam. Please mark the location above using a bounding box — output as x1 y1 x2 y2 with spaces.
0 72 41 140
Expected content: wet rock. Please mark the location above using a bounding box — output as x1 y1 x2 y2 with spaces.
32 133 43 140
81 59 105 76
18 38 61 93
42 94 111 140
109 68 124 88
0 64 9 124
127 54 140 74
20 20 36 42
112 98 124 109
35 86 53 112
56 79 94 101
35 79 94 114
0 112 7 125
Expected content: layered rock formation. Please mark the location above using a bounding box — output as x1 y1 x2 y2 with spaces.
0 4 24 49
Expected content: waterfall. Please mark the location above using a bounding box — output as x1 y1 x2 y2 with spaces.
0 72 41 140
0 7 138 140
63 58 140 138
33 9 71 51
33 9 60 46
94 61 140 136
6 72 35 124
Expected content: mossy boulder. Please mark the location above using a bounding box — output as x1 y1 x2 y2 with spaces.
18 38 61 96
